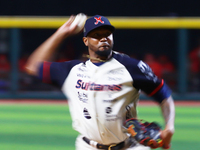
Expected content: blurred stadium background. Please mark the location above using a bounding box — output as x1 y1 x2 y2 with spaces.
0 17 200 99
0 1 200 150
0 0 200 100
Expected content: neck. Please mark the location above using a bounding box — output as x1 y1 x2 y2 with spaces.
83 51 112 63
82 54 107 62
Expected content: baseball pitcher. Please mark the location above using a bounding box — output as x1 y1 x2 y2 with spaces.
25 14 175 150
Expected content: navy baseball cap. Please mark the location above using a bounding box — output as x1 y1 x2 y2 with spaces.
83 15 115 37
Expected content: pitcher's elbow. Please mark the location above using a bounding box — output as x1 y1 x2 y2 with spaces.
24 65 38 76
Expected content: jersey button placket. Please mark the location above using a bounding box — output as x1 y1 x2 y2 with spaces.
101 132 105 136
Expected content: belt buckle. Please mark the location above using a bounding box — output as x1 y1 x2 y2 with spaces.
108 144 116 150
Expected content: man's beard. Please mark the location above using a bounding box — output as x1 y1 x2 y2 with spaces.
95 48 112 58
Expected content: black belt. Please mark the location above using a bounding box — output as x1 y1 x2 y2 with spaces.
83 137 125 150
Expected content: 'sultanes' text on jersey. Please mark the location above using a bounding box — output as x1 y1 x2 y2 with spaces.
76 79 122 91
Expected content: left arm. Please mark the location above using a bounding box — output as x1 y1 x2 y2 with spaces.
129 59 175 148
160 95 175 149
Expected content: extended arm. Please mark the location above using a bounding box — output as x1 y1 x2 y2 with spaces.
25 16 77 76
160 95 175 149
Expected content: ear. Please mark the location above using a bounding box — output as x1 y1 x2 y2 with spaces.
83 37 88 46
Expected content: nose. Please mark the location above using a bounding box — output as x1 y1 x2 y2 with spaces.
100 37 108 42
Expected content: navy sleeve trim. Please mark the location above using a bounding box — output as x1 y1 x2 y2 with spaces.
151 82 172 103
149 79 164 96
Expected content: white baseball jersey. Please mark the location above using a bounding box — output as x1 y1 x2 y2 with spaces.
38 51 171 145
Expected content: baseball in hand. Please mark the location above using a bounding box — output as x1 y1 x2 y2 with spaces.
70 13 87 34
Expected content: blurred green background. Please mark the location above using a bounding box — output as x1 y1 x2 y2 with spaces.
0 103 199 150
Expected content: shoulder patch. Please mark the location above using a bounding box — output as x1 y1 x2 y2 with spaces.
137 61 157 83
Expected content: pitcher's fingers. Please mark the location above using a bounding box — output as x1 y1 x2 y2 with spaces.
65 15 76 25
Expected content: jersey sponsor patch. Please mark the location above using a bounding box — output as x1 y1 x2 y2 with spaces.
106 107 112 114
78 92 88 103
83 108 91 119
78 64 88 72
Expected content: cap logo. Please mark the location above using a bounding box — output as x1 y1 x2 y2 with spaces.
94 17 104 25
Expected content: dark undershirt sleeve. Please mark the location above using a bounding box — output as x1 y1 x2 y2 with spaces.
38 60 81 88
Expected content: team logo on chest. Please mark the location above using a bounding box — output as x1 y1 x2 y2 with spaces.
94 16 104 25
